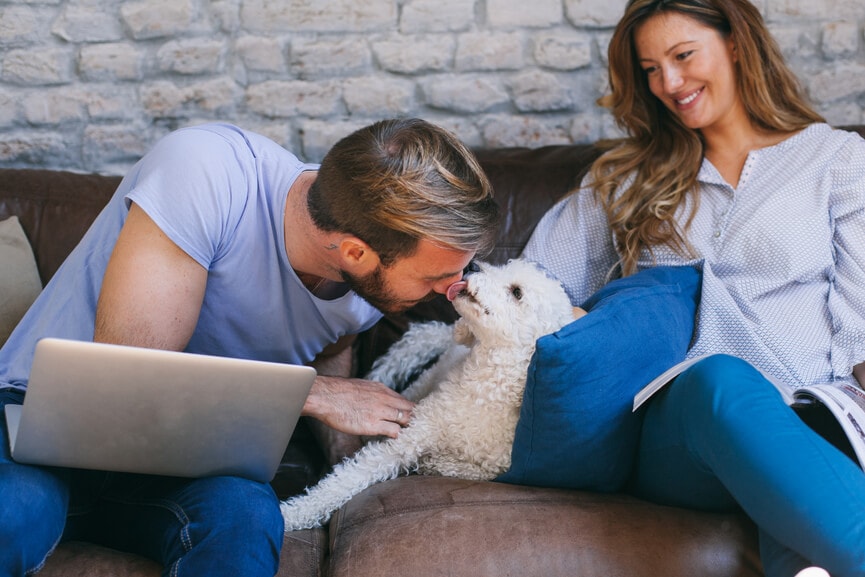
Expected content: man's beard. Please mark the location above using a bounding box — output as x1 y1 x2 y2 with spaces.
341 265 435 314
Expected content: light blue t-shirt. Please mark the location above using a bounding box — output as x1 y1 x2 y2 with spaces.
0 123 383 390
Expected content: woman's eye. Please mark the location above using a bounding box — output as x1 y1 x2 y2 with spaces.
511 286 523 300
676 50 694 61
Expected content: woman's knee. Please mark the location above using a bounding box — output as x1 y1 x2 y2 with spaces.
669 354 780 416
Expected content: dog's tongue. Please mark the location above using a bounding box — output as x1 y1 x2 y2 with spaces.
446 280 468 302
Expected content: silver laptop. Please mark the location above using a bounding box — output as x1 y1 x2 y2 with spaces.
5 338 316 483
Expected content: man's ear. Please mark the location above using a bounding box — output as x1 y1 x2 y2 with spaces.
338 236 379 274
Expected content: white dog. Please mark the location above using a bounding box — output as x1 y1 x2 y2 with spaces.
280 259 579 531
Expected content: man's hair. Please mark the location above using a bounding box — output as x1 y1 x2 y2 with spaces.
590 0 823 275
307 118 499 267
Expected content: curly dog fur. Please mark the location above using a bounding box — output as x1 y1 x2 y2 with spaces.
280 259 575 530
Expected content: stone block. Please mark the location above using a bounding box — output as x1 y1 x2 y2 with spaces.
0 131 73 166
564 0 626 28
79 43 143 81
141 81 187 116
0 6 46 44
157 39 225 75
82 85 140 120
290 37 371 79
769 0 864 21
479 114 571 148
2 48 73 85
400 0 475 33
455 32 524 71
0 89 17 127
533 32 592 70
185 77 240 112
821 21 859 59
246 80 342 117
83 124 152 169
432 116 484 148
51 4 124 42
22 88 85 125
211 0 241 33
808 63 865 103
770 25 820 62
342 77 416 115
299 119 369 163
373 36 455 74
487 0 562 29
236 36 286 73
421 75 509 113
120 0 194 39
240 0 395 33
509 70 575 112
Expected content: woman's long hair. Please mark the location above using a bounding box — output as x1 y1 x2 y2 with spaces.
592 0 823 275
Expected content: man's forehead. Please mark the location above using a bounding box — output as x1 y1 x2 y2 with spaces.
401 240 474 278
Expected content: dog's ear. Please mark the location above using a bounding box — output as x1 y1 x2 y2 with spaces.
453 318 476 346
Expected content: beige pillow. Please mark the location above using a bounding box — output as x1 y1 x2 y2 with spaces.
0 216 42 347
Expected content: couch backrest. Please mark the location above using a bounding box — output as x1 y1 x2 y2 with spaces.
0 169 121 285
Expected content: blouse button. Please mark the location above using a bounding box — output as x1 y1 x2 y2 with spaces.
713 230 721 238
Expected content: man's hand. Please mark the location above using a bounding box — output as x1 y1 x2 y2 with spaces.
302 375 414 438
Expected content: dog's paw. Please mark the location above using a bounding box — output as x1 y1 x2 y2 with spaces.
280 498 330 532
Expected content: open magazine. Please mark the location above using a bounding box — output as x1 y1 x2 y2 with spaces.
633 354 865 468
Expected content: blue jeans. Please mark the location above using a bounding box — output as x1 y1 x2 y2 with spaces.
629 355 865 577
0 389 283 577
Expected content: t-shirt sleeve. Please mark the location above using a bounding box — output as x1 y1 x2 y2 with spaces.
124 127 253 269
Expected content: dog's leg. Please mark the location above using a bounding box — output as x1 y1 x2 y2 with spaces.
280 428 427 531
364 321 453 391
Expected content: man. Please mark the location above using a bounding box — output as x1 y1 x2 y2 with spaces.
0 118 498 576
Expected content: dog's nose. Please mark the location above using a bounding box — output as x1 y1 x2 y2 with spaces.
463 261 481 276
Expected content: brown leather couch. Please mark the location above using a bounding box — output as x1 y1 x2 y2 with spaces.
6 127 861 576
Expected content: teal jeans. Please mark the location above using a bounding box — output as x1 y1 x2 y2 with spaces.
630 355 865 577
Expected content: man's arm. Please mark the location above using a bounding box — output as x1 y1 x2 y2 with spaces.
304 334 414 439
94 202 207 349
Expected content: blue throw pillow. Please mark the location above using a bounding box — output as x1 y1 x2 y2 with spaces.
497 266 701 491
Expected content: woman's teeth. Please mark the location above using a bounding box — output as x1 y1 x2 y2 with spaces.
678 89 701 105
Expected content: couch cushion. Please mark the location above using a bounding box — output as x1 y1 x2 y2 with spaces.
0 216 42 346
327 476 761 577
498 266 701 491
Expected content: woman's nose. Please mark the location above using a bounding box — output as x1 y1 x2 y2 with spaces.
663 66 685 92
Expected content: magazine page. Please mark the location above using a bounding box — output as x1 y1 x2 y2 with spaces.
632 355 711 411
793 383 865 468
632 354 794 411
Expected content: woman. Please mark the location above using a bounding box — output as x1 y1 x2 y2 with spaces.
523 1 865 575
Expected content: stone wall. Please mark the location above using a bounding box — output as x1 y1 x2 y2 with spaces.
0 0 863 174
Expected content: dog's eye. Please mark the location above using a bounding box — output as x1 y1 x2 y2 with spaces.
510 285 523 300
